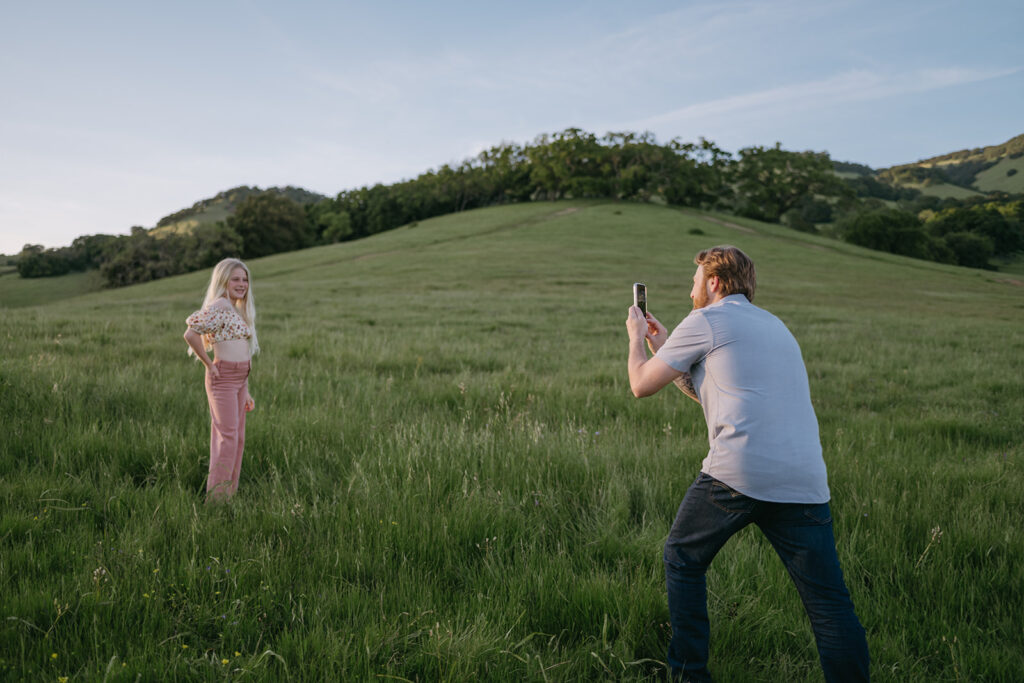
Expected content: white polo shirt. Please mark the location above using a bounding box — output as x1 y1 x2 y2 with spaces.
655 294 830 503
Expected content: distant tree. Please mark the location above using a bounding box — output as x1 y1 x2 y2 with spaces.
17 244 78 277
832 160 875 176
845 174 920 201
362 184 403 236
662 137 732 208
597 131 679 201
99 230 193 287
319 211 353 243
907 194 943 213
476 141 532 203
781 209 817 233
839 208 938 260
730 144 849 222
783 196 833 232
16 245 72 277
187 223 244 269
68 234 118 270
928 206 1023 254
995 200 1022 222
527 128 609 200
878 165 950 187
227 193 314 259
942 231 995 269
941 159 996 188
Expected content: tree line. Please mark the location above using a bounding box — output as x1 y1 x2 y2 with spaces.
837 197 1023 269
10 128 1024 286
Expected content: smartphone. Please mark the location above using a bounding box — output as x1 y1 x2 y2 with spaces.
633 282 647 316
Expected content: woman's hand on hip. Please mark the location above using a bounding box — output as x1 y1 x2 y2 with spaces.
206 362 220 380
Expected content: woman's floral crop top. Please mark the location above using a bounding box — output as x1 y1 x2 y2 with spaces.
186 304 252 343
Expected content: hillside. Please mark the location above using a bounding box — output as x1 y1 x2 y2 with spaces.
878 133 1024 195
912 133 1024 167
6 130 1022 305
2 201 1022 680
150 185 327 237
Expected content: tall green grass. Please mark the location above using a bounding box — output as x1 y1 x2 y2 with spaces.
2 201 1022 681
0 269 104 309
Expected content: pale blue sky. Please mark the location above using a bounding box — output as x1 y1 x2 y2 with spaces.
2 0 1021 254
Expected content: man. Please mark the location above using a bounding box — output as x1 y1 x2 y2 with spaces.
625 245 869 682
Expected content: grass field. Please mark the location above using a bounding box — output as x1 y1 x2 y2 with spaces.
1 201 1022 681
0 269 105 309
904 182 984 200
991 253 1024 277
973 155 1024 194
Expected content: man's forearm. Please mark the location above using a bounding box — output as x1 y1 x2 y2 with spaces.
627 336 651 396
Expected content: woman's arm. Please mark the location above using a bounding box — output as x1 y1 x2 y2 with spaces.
184 329 219 378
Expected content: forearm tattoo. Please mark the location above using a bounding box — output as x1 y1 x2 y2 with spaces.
674 373 699 402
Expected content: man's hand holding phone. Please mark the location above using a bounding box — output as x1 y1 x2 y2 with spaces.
643 311 668 354
626 305 650 343
629 282 668 353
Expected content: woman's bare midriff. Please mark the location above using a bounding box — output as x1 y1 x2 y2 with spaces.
213 339 251 362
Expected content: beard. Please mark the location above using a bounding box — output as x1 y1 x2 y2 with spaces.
691 286 710 310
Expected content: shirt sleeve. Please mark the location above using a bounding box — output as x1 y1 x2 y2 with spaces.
186 307 224 335
655 310 714 373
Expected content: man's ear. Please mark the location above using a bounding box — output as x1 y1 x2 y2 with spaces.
707 275 721 293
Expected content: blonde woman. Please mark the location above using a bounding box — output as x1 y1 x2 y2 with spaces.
183 258 260 502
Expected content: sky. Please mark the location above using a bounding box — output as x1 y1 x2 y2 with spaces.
2 0 1022 255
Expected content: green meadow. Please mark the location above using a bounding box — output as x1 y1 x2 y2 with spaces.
0 269 104 310
974 155 1024 194
904 182 983 200
2 201 1022 681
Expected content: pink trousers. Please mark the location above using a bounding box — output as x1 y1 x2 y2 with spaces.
204 359 250 502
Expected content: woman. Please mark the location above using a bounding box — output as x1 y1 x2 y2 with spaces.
183 258 260 502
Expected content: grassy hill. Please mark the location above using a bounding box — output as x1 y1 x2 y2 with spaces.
879 133 1024 196
150 185 327 238
149 205 234 237
892 181 983 200
1 202 1022 681
0 267 105 308
974 154 1024 193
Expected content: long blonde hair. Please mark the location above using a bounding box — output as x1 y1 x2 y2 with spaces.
190 258 260 357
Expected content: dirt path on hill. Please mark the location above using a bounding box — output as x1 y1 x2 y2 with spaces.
700 216 757 234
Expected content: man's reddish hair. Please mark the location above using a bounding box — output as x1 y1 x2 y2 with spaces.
695 245 756 302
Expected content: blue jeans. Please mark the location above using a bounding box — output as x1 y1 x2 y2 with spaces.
664 473 869 682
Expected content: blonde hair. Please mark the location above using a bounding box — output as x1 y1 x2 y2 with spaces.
695 245 756 302
190 258 260 357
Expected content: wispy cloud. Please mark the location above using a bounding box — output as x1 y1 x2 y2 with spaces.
627 66 1022 131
